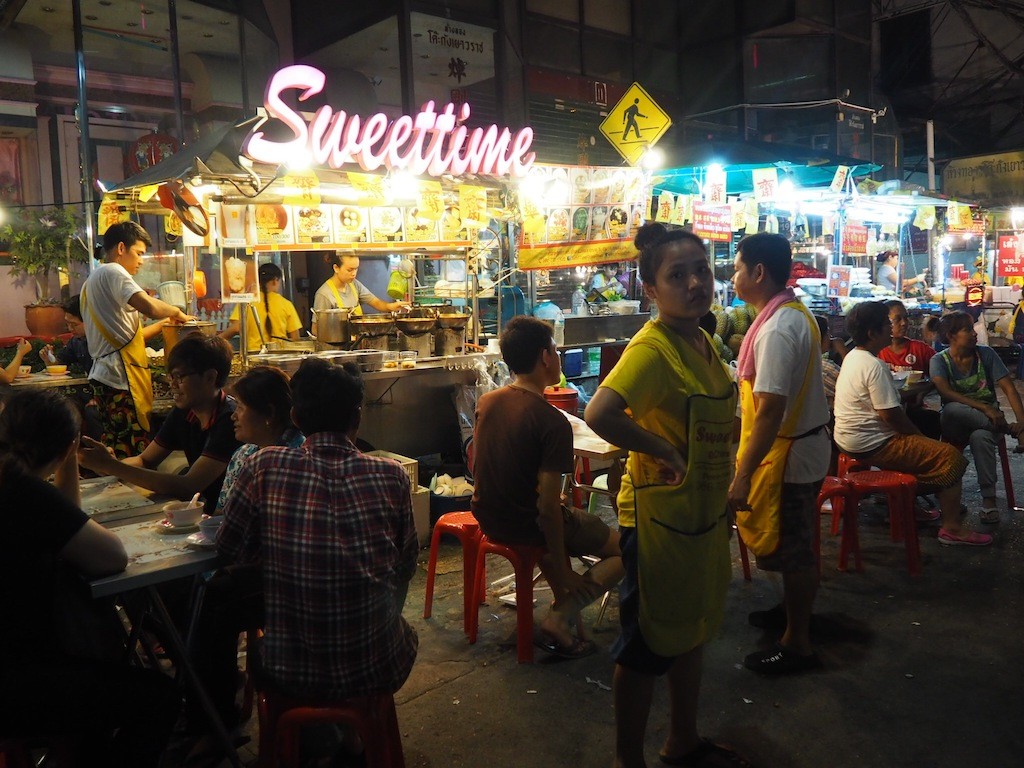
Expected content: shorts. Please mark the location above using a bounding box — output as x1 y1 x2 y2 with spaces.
860 433 967 493
755 480 822 573
561 505 611 557
610 527 677 676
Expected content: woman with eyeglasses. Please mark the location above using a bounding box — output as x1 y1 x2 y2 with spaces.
219 263 303 352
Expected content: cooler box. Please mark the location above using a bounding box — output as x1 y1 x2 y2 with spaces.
562 348 583 377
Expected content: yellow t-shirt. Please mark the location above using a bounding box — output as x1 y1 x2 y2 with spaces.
229 292 303 352
600 320 734 527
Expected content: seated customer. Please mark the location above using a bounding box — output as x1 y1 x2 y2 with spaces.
218 358 418 703
833 301 990 546
930 310 1024 524
0 337 32 385
78 333 241 515
472 316 623 658
0 389 178 767
878 300 940 439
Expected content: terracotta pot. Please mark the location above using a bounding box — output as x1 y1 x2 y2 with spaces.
24 304 67 338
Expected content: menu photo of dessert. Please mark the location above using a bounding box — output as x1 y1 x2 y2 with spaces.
405 208 440 242
336 206 369 243
607 206 629 239
571 207 590 241
219 204 251 247
589 205 609 240
547 208 571 243
221 252 258 301
570 168 592 205
254 204 291 245
296 204 332 244
370 206 405 243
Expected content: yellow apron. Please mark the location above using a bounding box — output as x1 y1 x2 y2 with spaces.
735 301 821 556
328 280 362 316
80 285 153 432
633 329 737 656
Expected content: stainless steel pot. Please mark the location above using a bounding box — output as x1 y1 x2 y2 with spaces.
162 321 216 357
313 308 352 345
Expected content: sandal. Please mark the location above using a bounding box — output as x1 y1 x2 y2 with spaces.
659 738 755 767
533 631 596 659
979 508 1000 524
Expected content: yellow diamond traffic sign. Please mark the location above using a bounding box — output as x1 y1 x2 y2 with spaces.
599 82 672 166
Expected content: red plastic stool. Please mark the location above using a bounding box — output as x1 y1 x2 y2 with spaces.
468 535 547 663
256 690 405 768
830 470 920 576
837 453 870 476
0 741 33 768
423 510 482 635
948 434 1018 511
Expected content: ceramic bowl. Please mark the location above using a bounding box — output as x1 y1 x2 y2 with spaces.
162 500 202 527
45 365 68 376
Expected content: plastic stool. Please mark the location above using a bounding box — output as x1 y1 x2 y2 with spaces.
0 741 33 768
948 434 1018 511
468 535 547 663
256 690 404 768
830 470 920 576
423 511 482 636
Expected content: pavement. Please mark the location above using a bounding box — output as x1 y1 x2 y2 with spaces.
180 383 1024 768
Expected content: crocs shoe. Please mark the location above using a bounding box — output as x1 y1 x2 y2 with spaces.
979 508 1000 524
937 528 993 546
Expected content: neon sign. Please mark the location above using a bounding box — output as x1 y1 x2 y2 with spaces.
244 65 536 178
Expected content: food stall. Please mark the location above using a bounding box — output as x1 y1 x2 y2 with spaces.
99 64 538 460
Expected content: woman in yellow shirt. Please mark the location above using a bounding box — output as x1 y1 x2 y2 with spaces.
219 263 303 352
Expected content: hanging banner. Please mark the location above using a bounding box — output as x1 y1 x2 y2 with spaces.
459 184 488 226
913 205 936 230
97 195 129 235
751 167 779 202
347 172 387 206
842 223 868 254
654 191 674 222
281 170 320 206
417 181 444 221
730 199 746 231
670 194 691 226
830 165 850 193
518 240 636 270
691 202 732 241
703 165 726 205
997 234 1024 277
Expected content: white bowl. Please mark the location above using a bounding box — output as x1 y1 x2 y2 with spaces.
607 300 641 315
163 500 202 527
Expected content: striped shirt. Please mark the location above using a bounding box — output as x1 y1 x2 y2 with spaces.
217 432 418 698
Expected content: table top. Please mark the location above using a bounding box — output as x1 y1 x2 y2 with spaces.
8 372 90 388
86 481 218 598
563 411 625 462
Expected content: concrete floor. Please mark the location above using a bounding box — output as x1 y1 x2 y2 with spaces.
200 385 1024 768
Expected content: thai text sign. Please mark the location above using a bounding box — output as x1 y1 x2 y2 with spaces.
997 234 1024 277
842 224 868 255
691 203 732 242
943 151 1024 204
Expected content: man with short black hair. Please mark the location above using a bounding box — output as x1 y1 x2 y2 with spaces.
82 221 193 457
218 358 418 701
78 334 240 516
730 233 830 675
472 315 623 658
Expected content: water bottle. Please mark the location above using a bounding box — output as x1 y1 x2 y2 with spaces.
571 285 587 316
553 311 565 347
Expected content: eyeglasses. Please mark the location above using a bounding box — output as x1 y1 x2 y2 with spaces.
168 370 199 385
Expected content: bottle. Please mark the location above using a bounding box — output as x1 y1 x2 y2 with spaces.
553 311 565 347
572 285 587 316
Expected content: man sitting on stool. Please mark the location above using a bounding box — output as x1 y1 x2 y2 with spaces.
472 316 623 658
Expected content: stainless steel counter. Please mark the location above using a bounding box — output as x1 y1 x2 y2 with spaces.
563 313 649 346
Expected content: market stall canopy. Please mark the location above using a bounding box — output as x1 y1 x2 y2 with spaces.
649 139 880 196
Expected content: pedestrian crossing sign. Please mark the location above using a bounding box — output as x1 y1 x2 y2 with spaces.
599 82 672 166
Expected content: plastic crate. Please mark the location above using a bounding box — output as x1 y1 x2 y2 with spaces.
366 450 418 491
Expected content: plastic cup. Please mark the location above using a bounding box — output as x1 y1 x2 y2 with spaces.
18 365 31 376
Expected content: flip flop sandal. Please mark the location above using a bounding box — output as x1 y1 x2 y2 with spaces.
533 631 596 659
979 508 1000 524
659 739 755 767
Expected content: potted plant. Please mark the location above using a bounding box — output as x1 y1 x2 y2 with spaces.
0 205 91 336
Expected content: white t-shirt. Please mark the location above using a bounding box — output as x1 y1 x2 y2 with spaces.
82 262 145 390
833 348 901 454
752 306 830 483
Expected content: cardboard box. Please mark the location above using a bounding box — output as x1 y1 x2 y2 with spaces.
412 485 431 546
366 450 419 489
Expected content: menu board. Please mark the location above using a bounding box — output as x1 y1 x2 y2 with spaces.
254 204 292 245
518 164 650 270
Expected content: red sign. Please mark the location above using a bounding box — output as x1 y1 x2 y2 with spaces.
691 202 732 242
997 234 1024 277
841 224 868 255
245 65 536 178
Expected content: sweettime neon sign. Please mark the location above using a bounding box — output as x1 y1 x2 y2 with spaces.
244 65 536 178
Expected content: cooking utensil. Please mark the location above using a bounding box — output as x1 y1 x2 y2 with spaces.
349 315 395 338
435 309 471 330
312 308 352 345
162 321 216 357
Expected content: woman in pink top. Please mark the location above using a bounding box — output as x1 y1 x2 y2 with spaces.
879 300 940 439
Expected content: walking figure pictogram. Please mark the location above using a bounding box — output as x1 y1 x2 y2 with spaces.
622 99 647 140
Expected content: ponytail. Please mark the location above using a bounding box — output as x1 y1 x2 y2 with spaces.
258 262 284 339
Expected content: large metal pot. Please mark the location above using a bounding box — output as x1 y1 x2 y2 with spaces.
162 321 216 357
313 308 352 345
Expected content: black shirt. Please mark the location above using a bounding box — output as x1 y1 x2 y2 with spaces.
153 391 241 514
0 470 89 668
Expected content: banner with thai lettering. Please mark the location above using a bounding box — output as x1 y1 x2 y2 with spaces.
997 234 1024 277
751 167 778 202
516 163 650 269
841 223 868 255
691 202 732 241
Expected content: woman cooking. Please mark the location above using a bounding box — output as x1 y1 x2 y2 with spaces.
312 253 409 336
875 250 927 295
219 263 303 353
